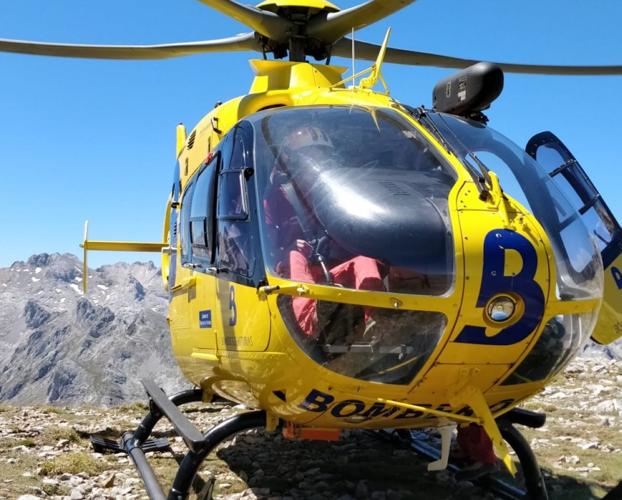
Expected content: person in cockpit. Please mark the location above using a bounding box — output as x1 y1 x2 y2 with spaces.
263 125 384 339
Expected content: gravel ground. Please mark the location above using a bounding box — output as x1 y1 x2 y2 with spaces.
0 357 620 500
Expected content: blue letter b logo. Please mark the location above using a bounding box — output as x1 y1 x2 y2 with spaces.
455 229 545 346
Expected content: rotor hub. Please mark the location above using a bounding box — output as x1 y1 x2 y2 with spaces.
256 0 341 61
256 1 339 16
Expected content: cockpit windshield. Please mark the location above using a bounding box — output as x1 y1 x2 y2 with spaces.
427 112 603 301
250 105 458 296
245 106 458 385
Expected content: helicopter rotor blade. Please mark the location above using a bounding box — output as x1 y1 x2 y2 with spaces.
0 33 263 60
195 0 292 42
332 38 622 75
308 0 418 44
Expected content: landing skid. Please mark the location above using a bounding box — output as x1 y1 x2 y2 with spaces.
90 380 265 500
380 408 549 500
91 381 547 500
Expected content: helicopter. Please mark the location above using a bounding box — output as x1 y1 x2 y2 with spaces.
2 1 622 499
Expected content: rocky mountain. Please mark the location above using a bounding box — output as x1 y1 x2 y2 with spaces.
0 253 186 406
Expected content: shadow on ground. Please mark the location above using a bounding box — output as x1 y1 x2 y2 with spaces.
197 428 613 499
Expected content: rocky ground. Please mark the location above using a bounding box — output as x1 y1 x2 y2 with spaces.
0 357 620 500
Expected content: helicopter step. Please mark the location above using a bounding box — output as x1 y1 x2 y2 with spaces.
376 408 549 500
89 381 266 500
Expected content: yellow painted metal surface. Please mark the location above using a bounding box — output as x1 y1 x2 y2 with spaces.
450 385 516 475
81 240 165 252
439 194 552 366
248 59 346 94
591 253 622 344
359 28 391 91
257 0 339 13
176 123 186 159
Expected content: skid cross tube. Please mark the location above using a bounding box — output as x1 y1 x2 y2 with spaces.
90 382 267 500
169 411 267 499
135 387 204 443
497 419 549 500
141 380 207 453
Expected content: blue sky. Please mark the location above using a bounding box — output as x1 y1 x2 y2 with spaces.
1 0 621 268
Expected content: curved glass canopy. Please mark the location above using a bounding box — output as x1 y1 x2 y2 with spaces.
428 112 603 301
243 105 601 385
251 105 458 296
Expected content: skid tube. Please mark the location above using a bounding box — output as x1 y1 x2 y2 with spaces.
90 380 266 500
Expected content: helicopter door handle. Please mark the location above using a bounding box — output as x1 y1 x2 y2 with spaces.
171 276 196 292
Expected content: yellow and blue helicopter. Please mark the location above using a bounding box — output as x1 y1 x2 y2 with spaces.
3 1 622 498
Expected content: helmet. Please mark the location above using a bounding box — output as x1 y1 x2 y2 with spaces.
274 125 335 185
281 126 333 156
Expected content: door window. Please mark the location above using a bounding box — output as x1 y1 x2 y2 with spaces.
168 162 181 287
180 180 195 266
216 124 255 278
526 131 622 266
189 155 218 268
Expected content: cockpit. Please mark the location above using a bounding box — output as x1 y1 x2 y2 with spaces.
248 105 458 384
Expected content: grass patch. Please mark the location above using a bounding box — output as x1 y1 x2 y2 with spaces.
0 438 20 451
18 438 36 448
42 483 70 496
39 452 108 477
116 402 148 413
0 455 41 496
42 426 81 445
41 405 66 415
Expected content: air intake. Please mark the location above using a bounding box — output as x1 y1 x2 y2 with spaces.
187 130 196 150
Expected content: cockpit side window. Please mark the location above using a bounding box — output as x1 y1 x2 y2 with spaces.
168 161 181 287
216 123 256 279
180 180 195 266
217 130 249 221
189 155 218 266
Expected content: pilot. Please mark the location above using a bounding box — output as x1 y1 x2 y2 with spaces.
264 124 384 338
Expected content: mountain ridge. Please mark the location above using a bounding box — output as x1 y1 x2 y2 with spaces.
0 252 186 406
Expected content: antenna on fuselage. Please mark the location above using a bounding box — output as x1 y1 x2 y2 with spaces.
351 28 356 87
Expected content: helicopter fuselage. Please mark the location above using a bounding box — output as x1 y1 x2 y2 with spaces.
164 60 605 431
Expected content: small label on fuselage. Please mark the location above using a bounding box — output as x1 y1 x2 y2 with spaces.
199 310 212 328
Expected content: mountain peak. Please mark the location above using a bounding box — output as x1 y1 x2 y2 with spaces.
0 254 184 405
